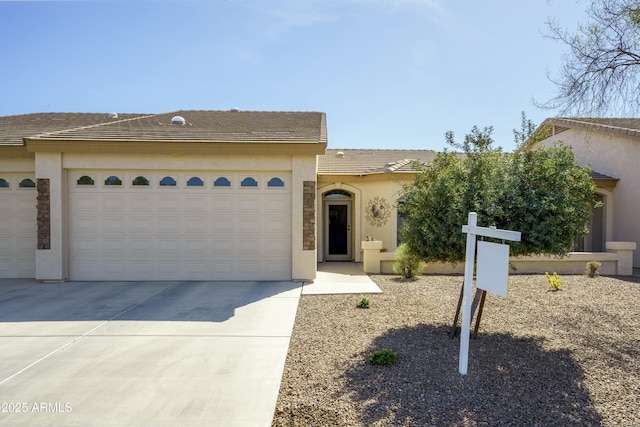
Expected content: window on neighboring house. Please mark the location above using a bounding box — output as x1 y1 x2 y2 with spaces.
187 177 204 187
160 176 177 186
77 175 94 185
105 176 122 186
241 177 258 187
396 198 407 246
0 178 9 188
132 176 150 186
267 177 285 188
19 178 36 188
214 177 231 187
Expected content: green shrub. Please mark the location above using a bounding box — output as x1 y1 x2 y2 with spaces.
545 271 563 291
393 244 425 279
586 261 601 278
356 298 370 309
367 348 398 365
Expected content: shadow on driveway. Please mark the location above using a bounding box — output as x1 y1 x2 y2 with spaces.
0 279 301 323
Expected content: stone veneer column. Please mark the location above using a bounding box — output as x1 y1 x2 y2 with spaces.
36 179 51 250
303 181 316 250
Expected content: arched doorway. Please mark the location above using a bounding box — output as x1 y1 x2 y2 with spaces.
323 190 353 260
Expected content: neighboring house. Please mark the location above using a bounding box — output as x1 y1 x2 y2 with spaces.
532 118 640 269
0 111 325 282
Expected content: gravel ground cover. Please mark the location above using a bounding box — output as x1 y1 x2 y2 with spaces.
272 274 640 426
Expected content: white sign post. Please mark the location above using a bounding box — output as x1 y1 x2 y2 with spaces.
459 212 521 375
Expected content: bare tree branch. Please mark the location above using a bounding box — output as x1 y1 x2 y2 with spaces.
538 0 640 116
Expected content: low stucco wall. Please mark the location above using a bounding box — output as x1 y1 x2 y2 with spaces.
366 241 636 276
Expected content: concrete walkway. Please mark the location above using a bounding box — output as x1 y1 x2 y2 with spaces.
302 262 382 295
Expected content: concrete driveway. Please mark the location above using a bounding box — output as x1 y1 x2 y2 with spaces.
0 279 301 427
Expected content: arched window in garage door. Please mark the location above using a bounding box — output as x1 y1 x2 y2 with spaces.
187 177 204 187
241 177 258 187
105 176 122 186
19 178 36 188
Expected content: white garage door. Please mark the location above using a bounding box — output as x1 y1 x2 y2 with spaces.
68 171 292 281
0 173 37 278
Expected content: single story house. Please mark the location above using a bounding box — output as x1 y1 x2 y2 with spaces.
532 118 640 270
1 111 637 282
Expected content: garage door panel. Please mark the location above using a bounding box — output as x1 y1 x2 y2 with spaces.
211 197 234 211
102 238 126 252
182 196 207 211
103 217 127 233
211 260 234 275
265 196 289 211
68 171 291 281
157 239 179 251
237 217 261 234
130 216 154 232
72 237 100 252
211 238 234 254
183 238 207 252
101 194 127 212
263 216 288 234
183 216 208 233
212 216 235 234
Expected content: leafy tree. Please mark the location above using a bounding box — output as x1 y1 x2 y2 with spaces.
541 0 640 115
399 127 595 264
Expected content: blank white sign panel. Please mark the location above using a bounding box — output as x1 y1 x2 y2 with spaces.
476 241 510 297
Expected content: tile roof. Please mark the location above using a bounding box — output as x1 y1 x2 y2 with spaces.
589 170 618 181
28 110 327 145
540 117 640 138
0 112 145 146
318 149 438 175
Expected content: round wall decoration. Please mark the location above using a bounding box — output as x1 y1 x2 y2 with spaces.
366 196 391 227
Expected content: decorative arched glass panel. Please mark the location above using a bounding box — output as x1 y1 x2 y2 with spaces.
160 176 177 186
132 176 150 186
213 177 231 187
241 177 258 187
187 177 204 187
323 189 351 199
0 178 9 188
267 177 285 188
105 176 122 186
77 175 95 185
19 178 36 188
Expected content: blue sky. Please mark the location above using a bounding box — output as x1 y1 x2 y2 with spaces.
1 0 586 151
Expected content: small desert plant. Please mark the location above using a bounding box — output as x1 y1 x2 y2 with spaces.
367 348 398 365
545 271 563 291
356 298 370 309
586 261 601 278
393 244 426 279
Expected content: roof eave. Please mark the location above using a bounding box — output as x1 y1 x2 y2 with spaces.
24 138 327 156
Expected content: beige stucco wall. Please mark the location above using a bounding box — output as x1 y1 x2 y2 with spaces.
292 156 318 281
538 129 640 268
0 155 35 172
317 173 414 262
